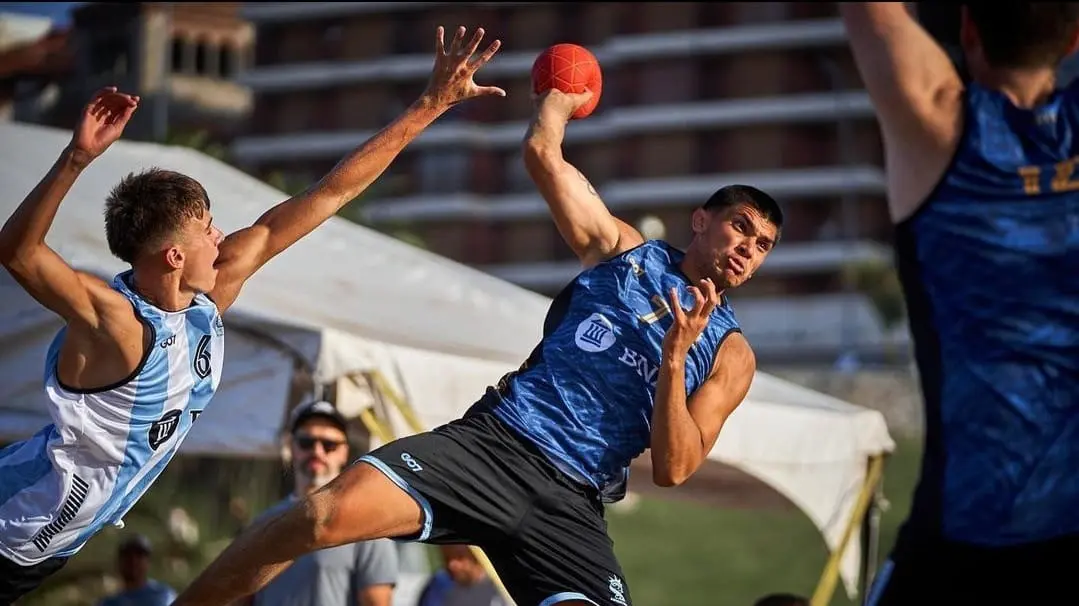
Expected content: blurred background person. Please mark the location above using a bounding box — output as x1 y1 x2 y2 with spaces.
97 534 176 606
246 401 398 606
417 545 508 606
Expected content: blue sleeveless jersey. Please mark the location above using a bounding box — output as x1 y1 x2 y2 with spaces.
0 271 224 564
897 81 1079 548
484 240 741 497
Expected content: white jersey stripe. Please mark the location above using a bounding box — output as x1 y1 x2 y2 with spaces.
70 314 190 549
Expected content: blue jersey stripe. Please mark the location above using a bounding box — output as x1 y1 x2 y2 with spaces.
69 322 174 551
0 429 55 509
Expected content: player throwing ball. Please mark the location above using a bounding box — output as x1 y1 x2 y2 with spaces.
0 25 504 604
173 48 781 606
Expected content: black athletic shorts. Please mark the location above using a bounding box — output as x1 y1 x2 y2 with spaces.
0 554 68 605
359 406 632 606
867 532 1079 605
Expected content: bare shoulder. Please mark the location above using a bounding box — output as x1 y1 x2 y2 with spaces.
711 331 756 379
77 271 134 318
584 217 645 268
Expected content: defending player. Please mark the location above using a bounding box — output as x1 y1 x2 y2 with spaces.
840 3 1079 603
0 25 504 603
173 87 781 606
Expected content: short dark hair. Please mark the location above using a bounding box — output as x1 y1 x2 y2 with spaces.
104 168 210 264
753 593 808 606
966 3 1079 69
701 184 784 231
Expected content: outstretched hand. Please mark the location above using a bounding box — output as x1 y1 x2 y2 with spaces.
662 279 720 359
422 26 506 109
71 87 139 163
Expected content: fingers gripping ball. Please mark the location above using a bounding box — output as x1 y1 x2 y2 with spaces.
531 43 603 119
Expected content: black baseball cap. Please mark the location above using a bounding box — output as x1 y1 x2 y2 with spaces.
119 533 152 555
289 400 348 435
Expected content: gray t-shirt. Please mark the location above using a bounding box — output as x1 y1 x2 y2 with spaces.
252 498 399 606
98 580 176 606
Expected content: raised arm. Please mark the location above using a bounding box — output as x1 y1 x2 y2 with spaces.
650 280 755 487
523 89 643 269
841 2 964 222
0 88 139 330
208 26 506 312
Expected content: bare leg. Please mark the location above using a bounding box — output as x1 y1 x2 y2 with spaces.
173 462 422 606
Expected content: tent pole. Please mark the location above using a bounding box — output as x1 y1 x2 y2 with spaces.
810 454 886 606
861 461 886 605
362 371 517 606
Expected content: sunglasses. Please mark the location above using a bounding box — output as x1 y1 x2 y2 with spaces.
294 435 345 453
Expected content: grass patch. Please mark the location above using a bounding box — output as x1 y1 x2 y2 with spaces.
606 436 923 605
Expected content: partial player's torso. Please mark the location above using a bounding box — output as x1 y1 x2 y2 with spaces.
492 241 739 490
900 81 1079 546
0 271 225 564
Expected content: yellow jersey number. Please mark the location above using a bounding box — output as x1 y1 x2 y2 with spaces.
1018 157 1079 195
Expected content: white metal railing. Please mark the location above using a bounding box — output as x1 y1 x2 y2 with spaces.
480 240 891 291
231 91 873 163
359 165 885 223
237 19 846 92
241 2 549 24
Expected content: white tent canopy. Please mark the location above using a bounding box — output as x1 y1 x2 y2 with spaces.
0 121 894 596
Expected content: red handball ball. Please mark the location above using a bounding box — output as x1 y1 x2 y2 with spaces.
531 43 603 119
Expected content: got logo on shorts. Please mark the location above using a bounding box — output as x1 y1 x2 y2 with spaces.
575 313 616 353
401 452 423 473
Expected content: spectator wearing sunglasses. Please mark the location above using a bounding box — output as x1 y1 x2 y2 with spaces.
242 401 399 606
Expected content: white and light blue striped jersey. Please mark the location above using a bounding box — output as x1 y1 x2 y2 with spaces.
0 270 225 565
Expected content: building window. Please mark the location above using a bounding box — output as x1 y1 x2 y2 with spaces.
195 41 209 75
220 46 237 79
171 38 186 73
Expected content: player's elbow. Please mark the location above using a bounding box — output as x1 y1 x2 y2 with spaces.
522 137 562 174
0 241 38 279
652 466 691 488
0 232 27 269
651 457 696 488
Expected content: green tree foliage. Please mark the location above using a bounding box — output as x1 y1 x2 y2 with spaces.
844 258 907 329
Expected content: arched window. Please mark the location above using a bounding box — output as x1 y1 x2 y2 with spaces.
171 38 186 73
194 39 209 75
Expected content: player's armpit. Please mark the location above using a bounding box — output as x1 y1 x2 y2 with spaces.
840 2 964 223
840 3 963 134
684 332 756 461
523 143 643 268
